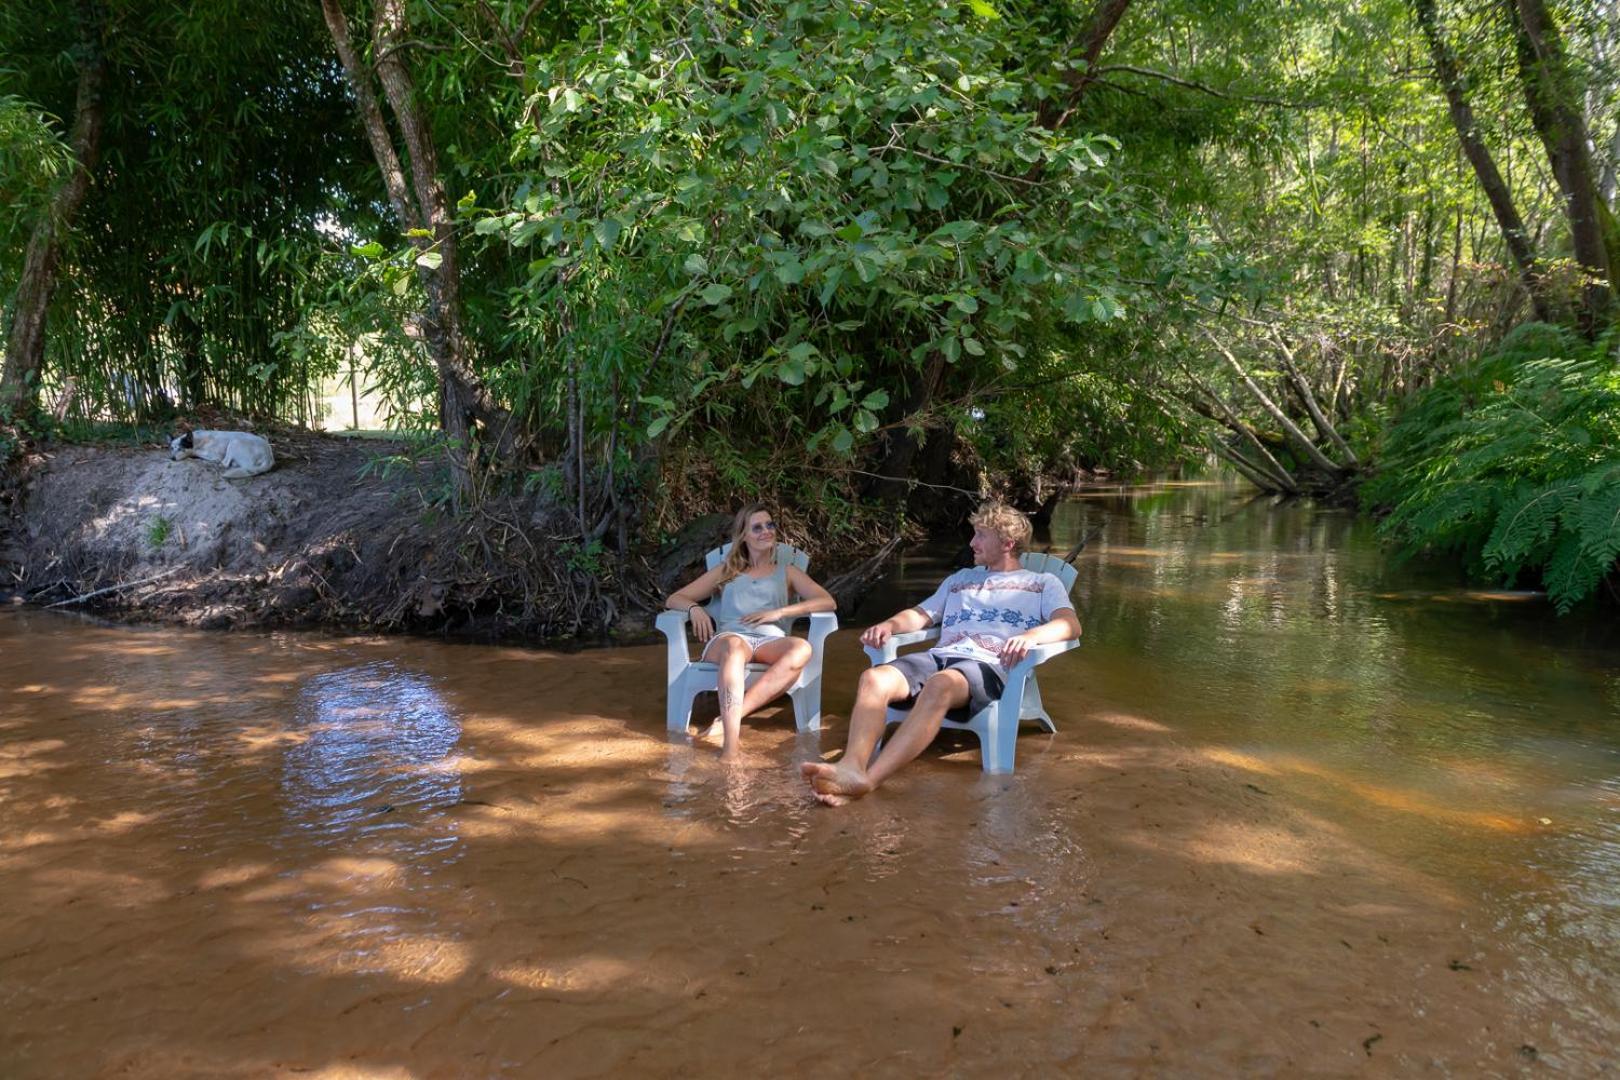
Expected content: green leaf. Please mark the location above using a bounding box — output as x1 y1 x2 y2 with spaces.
967 0 1001 19
775 259 806 285
818 266 845 306
700 283 734 306
853 408 878 434
647 415 671 438
952 293 980 314
962 337 985 356
787 340 818 367
593 217 622 250
861 389 890 410
683 253 709 276
415 251 443 270
831 428 854 453
350 242 384 258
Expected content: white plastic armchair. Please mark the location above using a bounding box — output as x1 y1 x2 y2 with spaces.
862 551 1081 773
655 541 839 733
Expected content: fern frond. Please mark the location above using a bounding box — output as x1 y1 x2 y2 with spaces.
1545 533 1609 614
1483 481 1576 568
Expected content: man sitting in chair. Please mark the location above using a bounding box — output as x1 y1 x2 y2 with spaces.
801 502 1080 805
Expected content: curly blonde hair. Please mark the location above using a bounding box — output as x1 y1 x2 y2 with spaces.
969 501 1032 554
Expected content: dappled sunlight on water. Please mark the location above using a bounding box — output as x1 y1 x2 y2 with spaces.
3 475 1620 1074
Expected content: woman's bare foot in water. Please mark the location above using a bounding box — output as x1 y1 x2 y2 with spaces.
721 743 773 768
799 760 874 806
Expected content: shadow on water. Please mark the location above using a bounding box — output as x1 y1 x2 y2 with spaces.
2 473 1619 1075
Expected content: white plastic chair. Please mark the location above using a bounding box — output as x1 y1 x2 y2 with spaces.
656 541 839 733
861 551 1080 773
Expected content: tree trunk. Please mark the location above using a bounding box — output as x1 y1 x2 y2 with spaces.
1412 0 1552 322
1204 334 1345 477
1 0 107 422
1508 0 1613 333
1268 332 1358 466
868 349 947 504
1042 0 1135 129
321 0 520 498
1178 371 1301 494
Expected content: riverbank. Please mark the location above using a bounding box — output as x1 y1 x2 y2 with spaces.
0 433 919 642
0 432 661 640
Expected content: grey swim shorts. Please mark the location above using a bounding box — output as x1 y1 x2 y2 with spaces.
884 651 1005 717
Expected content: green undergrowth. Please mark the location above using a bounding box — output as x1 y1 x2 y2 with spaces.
1365 323 1620 612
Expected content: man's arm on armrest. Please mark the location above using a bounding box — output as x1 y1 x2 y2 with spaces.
999 607 1080 666
859 605 934 649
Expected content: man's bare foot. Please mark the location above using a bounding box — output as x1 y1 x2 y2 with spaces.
799 760 874 806
719 744 748 765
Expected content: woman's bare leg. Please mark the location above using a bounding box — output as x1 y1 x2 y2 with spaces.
701 634 752 761
737 637 812 715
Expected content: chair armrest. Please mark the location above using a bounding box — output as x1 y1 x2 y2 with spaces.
862 627 941 666
806 610 839 650
997 637 1080 722
655 609 692 679
797 611 838 681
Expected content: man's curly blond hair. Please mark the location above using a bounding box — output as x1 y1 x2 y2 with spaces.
969 501 1032 555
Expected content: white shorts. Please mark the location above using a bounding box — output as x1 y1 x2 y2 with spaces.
702 628 782 661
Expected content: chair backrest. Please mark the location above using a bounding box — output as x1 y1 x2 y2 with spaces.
1021 550 1079 593
704 541 810 573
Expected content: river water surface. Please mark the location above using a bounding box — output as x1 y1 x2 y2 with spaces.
2 477 1617 1076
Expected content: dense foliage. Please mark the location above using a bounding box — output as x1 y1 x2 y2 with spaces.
1 0 1618 606
1367 323 1620 611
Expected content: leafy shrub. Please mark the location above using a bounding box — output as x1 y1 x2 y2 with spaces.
1366 324 1620 611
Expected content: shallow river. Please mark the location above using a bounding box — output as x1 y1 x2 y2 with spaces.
2 477 1617 1076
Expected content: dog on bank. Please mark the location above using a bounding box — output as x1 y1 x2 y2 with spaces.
168 429 275 479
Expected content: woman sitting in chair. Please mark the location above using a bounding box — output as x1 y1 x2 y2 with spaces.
665 504 836 762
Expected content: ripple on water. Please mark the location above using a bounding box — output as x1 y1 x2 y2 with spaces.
280 662 464 848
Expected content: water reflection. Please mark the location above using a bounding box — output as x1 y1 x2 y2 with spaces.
281 662 463 844
1047 475 1620 1020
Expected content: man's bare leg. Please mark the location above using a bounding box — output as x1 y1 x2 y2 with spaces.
801 666 970 805
862 670 970 789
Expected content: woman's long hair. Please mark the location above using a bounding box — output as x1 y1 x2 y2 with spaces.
716 503 776 585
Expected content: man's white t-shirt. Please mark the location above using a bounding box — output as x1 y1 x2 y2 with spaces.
915 567 1075 676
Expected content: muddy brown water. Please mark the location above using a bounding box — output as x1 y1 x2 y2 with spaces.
3 478 1618 1077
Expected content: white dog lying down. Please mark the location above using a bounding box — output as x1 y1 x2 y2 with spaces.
169 429 275 479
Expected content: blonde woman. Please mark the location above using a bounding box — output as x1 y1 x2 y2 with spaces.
665 504 836 761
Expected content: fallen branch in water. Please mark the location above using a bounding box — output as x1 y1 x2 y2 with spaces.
823 534 905 612
1059 524 1106 565
46 565 188 608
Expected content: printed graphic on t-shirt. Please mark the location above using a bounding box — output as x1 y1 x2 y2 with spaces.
915 568 1073 673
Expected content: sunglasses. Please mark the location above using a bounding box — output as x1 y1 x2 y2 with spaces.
748 521 778 535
